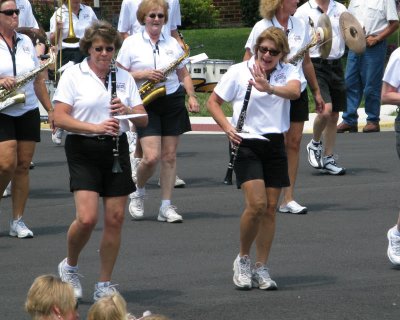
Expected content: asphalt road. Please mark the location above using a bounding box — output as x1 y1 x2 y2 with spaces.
1 130 399 320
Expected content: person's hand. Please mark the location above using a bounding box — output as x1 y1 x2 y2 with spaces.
145 69 165 82
96 118 120 136
109 96 126 115
366 35 379 47
248 64 273 93
0 77 16 90
225 125 242 146
313 92 325 114
187 95 200 113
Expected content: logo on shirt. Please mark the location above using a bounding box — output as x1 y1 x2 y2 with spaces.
83 13 90 19
117 82 126 92
273 72 287 84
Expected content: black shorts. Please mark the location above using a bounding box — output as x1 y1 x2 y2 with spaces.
234 133 290 189
311 58 347 112
0 108 41 142
137 86 191 138
290 89 309 122
65 133 135 197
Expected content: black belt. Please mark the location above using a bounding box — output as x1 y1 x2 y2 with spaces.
69 134 116 141
311 58 341 65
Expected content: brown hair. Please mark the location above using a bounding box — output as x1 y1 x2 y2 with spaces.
137 0 169 26
254 27 290 62
259 0 283 20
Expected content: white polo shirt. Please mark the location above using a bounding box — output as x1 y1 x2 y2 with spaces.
245 16 310 91
53 58 142 136
348 0 399 36
295 0 347 60
383 47 400 92
16 0 39 29
50 4 97 49
116 30 187 95
214 56 300 135
117 0 181 36
0 32 39 116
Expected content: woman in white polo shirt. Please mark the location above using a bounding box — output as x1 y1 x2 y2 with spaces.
53 20 147 301
207 27 301 291
117 0 199 223
0 0 53 239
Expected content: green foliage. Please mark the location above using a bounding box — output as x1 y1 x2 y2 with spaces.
31 1 53 31
240 0 260 27
180 0 220 29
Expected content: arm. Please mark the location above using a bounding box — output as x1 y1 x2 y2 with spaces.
381 82 400 105
33 72 54 127
127 104 148 128
302 52 324 113
177 67 200 113
116 62 164 83
243 48 252 61
367 20 399 47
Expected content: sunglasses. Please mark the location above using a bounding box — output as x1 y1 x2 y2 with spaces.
0 9 20 16
93 46 115 53
258 46 281 57
148 13 165 19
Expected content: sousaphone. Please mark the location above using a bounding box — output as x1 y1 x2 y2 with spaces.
339 12 366 54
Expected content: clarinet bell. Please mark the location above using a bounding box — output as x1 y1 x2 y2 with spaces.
112 155 123 173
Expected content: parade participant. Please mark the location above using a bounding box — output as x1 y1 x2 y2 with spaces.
49 0 97 145
117 0 199 223
25 274 79 320
244 0 324 214
381 46 400 266
337 0 399 133
16 0 39 29
207 27 301 290
53 20 147 301
118 0 186 188
295 0 347 175
0 0 53 238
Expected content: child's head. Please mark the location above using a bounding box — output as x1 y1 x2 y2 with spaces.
87 293 128 320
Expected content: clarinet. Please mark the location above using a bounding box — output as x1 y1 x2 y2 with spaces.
223 83 252 185
110 60 123 173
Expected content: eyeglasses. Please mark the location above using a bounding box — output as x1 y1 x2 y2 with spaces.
258 46 281 57
0 9 20 16
148 13 165 19
93 46 115 53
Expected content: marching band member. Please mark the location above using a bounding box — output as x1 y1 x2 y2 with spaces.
295 0 348 175
244 0 324 215
16 0 39 29
207 27 301 290
116 0 199 223
53 20 147 301
0 0 53 238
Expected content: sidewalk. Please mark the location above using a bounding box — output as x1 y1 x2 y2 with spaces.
190 104 398 133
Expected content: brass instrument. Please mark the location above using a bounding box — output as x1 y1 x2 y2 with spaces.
63 0 79 44
139 34 190 106
0 51 56 111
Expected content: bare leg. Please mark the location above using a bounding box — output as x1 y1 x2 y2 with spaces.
0 140 16 201
322 111 339 156
136 136 161 188
159 136 179 200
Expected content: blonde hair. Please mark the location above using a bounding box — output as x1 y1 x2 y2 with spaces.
137 0 169 25
25 274 76 319
254 27 290 62
141 315 171 320
259 0 283 20
87 293 128 320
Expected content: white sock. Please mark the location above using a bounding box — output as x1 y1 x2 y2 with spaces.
161 200 171 207
97 281 110 287
393 226 400 237
136 187 145 196
65 261 78 271
312 139 321 145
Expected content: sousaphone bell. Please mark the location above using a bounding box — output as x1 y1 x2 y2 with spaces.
339 12 366 55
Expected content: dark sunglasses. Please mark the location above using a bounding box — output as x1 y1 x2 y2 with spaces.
258 46 281 57
0 9 20 16
93 46 115 53
148 13 165 19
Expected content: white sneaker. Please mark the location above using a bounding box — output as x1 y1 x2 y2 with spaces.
130 158 141 184
129 192 144 220
157 205 183 223
387 226 400 266
58 258 83 299
306 140 323 169
3 182 11 198
320 155 345 175
52 128 63 145
252 263 277 290
9 218 33 238
279 200 307 214
233 254 252 290
93 282 118 302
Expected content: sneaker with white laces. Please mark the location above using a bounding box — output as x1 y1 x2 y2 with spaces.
3 182 11 198
233 254 252 290
320 155 345 175
58 258 83 299
51 128 64 145
387 226 400 266
306 140 323 169
129 192 145 220
130 158 141 184
9 218 33 238
252 263 277 290
279 200 307 214
158 205 183 223
93 282 119 302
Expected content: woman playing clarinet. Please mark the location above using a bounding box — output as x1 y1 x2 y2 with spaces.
207 27 300 291
53 20 147 301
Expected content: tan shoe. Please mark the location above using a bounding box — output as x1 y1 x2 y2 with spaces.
362 122 380 133
337 121 358 133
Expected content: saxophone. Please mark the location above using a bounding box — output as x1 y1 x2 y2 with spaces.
139 35 190 106
0 51 56 111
